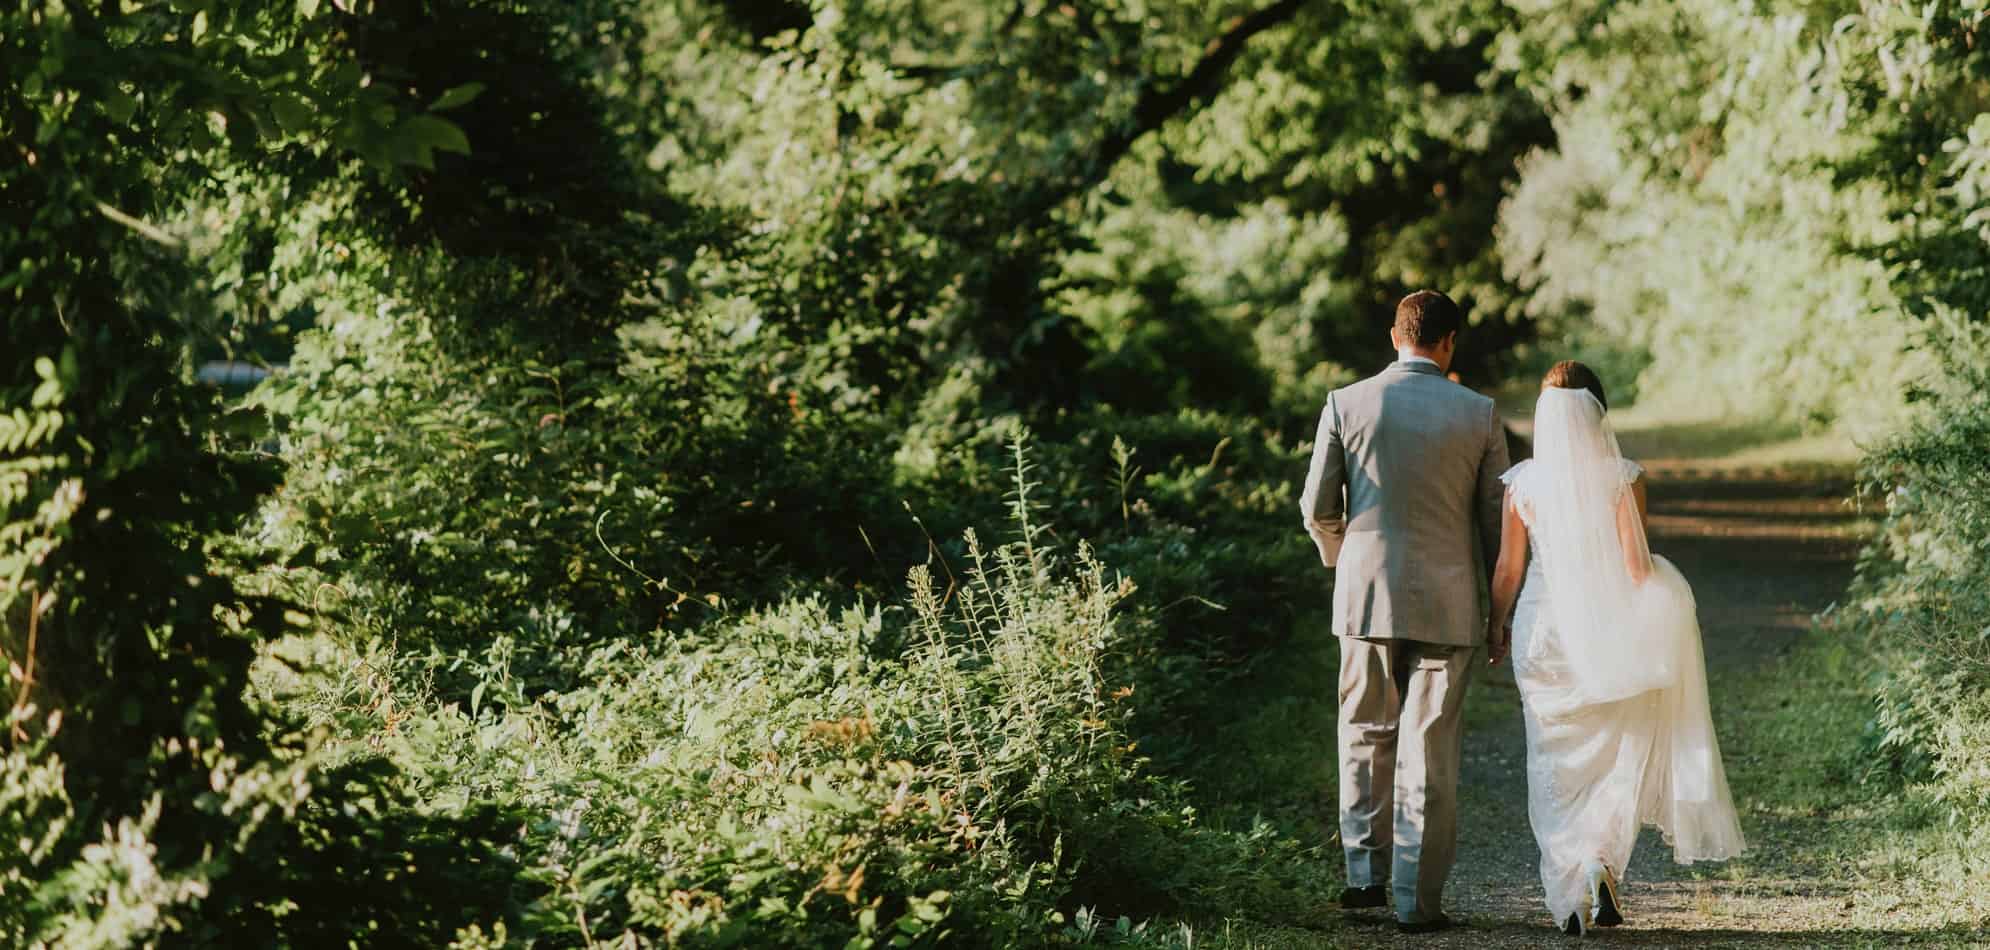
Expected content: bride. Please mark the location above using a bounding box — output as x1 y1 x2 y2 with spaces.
1487 361 1746 936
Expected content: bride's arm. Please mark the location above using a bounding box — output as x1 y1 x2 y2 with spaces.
1617 474 1653 583
1486 492 1529 665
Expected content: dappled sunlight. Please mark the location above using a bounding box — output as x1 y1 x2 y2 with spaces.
7 0 1986 944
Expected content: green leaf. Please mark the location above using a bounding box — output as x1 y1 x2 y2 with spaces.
103 89 138 125
271 95 312 133
429 82 486 112
405 115 471 154
192 10 208 42
298 0 320 16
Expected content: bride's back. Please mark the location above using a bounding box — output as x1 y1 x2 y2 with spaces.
1504 363 1676 702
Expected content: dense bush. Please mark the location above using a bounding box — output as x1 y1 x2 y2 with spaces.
251 280 898 698
254 447 1331 945
1850 329 1990 856
1830 0 1990 852
0 3 542 944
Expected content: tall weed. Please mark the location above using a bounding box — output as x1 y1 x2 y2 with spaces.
272 438 1330 945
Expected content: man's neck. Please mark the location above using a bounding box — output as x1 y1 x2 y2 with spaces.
1397 349 1441 368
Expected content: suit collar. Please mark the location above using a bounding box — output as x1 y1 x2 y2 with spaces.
1388 360 1445 378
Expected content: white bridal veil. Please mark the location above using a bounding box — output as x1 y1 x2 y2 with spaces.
1523 388 1676 704
1513 387 1746 864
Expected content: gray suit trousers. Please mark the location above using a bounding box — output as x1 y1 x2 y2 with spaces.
1338 636 1477 924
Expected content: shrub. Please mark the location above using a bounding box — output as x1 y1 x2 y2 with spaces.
1851 330 1990 825
272 442 1327 945
254 288 899 702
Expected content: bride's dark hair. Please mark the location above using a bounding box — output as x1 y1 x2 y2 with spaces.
1542 360 1608 412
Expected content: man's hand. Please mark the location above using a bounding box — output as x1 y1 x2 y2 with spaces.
1487 621 1510 666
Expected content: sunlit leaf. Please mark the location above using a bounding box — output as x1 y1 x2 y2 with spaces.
429 82 486 112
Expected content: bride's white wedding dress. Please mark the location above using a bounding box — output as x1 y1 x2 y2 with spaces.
1500 389 1745 928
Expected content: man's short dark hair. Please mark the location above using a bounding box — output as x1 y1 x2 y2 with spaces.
1394 290 1463 347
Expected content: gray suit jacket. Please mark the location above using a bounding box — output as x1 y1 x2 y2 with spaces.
1300 361 1509 646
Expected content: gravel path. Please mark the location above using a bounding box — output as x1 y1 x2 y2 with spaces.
1331 459 1910 948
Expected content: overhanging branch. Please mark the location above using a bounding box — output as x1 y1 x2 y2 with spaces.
1019 0 1312 224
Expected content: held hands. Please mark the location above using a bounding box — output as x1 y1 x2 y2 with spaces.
1486 619 1511 666
1312 536 1336 570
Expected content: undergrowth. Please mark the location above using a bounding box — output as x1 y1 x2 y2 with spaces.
252 434 1339 946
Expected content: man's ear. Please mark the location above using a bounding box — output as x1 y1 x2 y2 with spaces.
1440 331 1459 354
1389 327 1403 350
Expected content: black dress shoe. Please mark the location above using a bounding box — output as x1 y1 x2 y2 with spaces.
1396 913 1453 934
1338 884 1388 909
1561 911 1585 936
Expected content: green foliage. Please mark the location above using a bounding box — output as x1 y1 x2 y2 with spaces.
1850 322 1990 820
263 454 1329 944
187 758 547 945
1784 0 1990 862
0 1 571 943
1497 0 1935 433
1499 0 1987 430
1060 193 1358 420
1167 0 1555 366
255 286 900 697
1 0 1534 936
27 0 1990 942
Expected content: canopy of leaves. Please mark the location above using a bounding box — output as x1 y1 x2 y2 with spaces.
8 0 1989 942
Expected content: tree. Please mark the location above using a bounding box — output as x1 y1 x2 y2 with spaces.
0 1 521 940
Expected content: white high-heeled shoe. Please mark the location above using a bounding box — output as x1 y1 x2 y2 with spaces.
1582 858 1624 928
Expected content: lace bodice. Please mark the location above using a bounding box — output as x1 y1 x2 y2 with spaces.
1500 457 1643 531
1501 456 1644 631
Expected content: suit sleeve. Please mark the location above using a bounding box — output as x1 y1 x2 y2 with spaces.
1475 400 1512 574
1299 393 1347 568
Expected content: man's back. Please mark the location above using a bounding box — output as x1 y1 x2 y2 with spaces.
1301 361 1507 646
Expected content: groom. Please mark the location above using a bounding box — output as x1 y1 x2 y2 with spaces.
1300 290 1509 933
